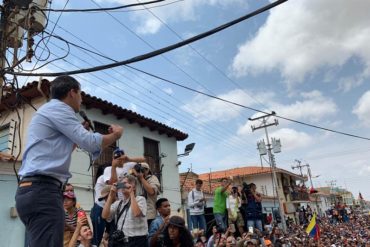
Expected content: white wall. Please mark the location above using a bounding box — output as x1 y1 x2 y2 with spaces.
0 174 26 247
0 96 184 245
67 106 182 212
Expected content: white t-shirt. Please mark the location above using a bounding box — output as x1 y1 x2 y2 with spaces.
94 175 105 207
226 195 241 213
103 162 136 183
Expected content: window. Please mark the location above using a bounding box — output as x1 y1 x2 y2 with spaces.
93 121 117 176
0 124 10 153
143 137 160 180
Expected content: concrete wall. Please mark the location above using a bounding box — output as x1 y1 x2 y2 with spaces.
68 106 182 212
0 174 25 247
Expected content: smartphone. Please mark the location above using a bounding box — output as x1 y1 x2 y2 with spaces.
248 226 254 234
116 182 127 189
77 211 86 219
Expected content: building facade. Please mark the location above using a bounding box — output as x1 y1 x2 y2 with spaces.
0 80 187 246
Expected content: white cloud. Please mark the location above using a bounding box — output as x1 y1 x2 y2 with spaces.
231 0 370 88
269 128 313 151
273 90 337 122
337 75 364 93
181 89 272 123
353 91 370 126
102 0 246 34
163 87 173 95
129 103 137 111
237 90 337 136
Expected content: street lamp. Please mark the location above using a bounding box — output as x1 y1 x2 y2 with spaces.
177 143 195 157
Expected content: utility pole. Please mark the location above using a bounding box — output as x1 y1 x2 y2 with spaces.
0 1 9 101
292 159 304 177
326 180 337 205
249 111 287 232
208 168 211 194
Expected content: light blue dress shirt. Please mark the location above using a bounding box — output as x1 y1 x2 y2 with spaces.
19 99 103 182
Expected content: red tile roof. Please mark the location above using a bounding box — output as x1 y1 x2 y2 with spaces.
0 80 188 140
198 166 275 180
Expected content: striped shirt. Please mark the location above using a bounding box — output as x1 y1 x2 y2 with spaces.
65 208 84 228
107 196 148 237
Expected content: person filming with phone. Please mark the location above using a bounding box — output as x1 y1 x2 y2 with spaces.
243 183 263 232
102 175 147 247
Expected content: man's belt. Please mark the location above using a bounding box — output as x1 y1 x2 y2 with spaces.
20 175 64 189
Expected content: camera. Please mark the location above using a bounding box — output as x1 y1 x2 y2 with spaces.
133 163 145 173
113 148 125 159
242 182 251 196
110 230 127 246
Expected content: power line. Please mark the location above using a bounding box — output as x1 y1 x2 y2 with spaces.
136 0 269 111
5 0 288 77
125 66 370 141
34 47 251 154
27 22 370 143
41 0 165 12
38 20 258 152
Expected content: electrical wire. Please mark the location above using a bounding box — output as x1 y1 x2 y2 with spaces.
41 0 165 12
5 0 288 77
126 66 370 141
41 31 257 151
136 0 269 111
34 49 251 154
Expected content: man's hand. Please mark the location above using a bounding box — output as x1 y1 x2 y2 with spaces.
110 184 117 195
108 124 124 139
82 121 90 131
130 168 144 180
126 184 134 197
136 171 144 181
112 158 120 168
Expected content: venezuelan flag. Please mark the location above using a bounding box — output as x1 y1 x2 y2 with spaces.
305 213 320 240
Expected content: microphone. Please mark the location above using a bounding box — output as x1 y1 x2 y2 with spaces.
79 110 95 132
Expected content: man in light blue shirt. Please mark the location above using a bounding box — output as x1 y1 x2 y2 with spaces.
148 198 171 247
15 75 123 247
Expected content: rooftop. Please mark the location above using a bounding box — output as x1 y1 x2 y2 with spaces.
0 79 188 140
198 166 304 181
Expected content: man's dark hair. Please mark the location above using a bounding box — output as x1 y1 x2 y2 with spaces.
195 179 203 185
50 75 80 100
156 198 169 209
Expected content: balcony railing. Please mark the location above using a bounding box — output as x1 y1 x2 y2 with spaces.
283 185 310 201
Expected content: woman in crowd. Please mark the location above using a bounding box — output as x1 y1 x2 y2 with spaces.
64 191 86 247
161 216 194 247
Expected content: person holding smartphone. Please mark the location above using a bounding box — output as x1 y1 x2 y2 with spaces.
63 192 87 247
102 175 148 247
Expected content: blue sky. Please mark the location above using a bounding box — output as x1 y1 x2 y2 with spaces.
15 0 370 199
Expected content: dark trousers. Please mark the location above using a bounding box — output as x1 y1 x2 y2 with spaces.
124 236 147 247
15 181 64 247
91 203 106 246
